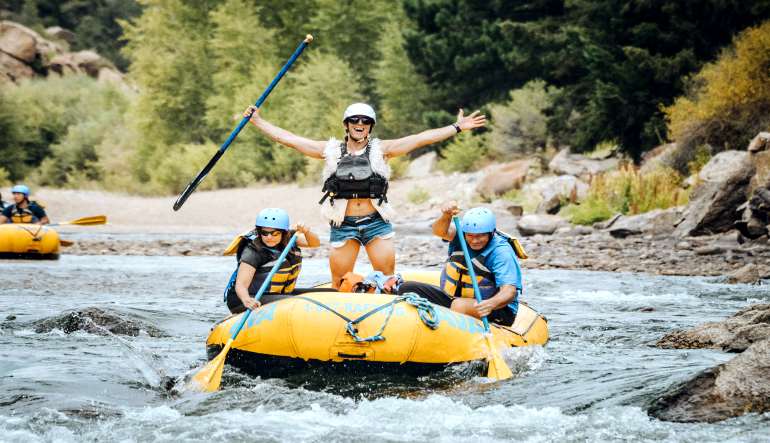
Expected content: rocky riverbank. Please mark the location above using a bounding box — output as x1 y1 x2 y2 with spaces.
649 304 770 423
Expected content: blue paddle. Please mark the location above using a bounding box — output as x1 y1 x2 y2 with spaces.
189 232 298 391
173 35 313 211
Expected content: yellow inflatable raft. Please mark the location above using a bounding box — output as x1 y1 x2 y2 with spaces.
206 271 548 377
0 223 60 259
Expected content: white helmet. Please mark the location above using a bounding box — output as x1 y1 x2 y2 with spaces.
342 103 376 124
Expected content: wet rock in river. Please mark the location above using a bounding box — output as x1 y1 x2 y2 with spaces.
725 263 770 284
656 304 770 352
33 307 164 337
648 339 770 423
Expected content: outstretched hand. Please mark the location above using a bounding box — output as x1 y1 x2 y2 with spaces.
456 108 486 131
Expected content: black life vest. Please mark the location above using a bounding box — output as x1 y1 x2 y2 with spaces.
319 141 388 206
223 231 302 301
6 201 45 224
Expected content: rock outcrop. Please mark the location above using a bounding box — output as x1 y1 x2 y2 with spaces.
0 20 123 85
516 214 567 236
607 207 683 238
476 159 536 199
648 339 770 423
405 152 437 179
32 307 165 337
655 304 770 353
548 148 619 179
673 151 755 237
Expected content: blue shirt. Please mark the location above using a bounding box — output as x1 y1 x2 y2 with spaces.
448 233 523 313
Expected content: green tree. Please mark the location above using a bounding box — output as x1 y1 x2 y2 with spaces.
372 15 431 138
665 20 770 166
489 80 558 158
404 0 770 159
121 0 218 180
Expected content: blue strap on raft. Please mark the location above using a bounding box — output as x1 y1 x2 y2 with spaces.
294 292 439 343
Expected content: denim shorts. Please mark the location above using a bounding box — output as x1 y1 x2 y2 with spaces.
330 213 394 247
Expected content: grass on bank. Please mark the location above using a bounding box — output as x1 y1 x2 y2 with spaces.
561 164 691 225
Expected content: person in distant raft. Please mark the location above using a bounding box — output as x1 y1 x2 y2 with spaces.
243 103 486 288
224 208 320 313
0 185 49 225
397 204 524 326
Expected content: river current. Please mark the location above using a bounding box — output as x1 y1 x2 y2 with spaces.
1 255 769 442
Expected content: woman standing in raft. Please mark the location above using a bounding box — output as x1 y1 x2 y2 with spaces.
243 103 486 288
225 208 320 313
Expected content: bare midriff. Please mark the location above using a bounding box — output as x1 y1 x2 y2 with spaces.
344 198 377 216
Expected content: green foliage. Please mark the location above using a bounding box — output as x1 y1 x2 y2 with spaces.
372 13 431 138
307 0 390 96
437 132 489 173
0 75 131 184
407 186 430 205
665 20 770 164
687 145 712 176
0 167 10 187
490 80 558 158
404 0 770 159
564 164 690 225
388 156 410 180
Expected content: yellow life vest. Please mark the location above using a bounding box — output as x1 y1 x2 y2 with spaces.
440 251 497 299
224 231 302 300
7 201 45 224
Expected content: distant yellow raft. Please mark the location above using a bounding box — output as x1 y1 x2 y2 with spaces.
0 223 60 259
206 271 548 377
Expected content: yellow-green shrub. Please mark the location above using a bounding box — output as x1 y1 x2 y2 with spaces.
438 132 489 173
665 20 770 169
565 164 690 225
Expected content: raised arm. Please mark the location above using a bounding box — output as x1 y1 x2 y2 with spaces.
381 109 486 158
244 106 326 159
432 201 460 241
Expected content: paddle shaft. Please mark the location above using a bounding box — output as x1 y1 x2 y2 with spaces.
227 233 298 341
452 216 492 333
172 36 313 211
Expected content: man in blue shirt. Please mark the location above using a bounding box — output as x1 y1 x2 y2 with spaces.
0 185 49 225
398 203 522 326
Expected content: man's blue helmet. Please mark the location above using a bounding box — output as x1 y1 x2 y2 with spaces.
256 208 290 230
461 207 496 233
11 185 30 197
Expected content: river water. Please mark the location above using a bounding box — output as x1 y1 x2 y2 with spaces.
1 255 769 442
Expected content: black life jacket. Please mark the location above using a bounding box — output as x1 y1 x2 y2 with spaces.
6 201 45 224
223 231 302 301
319 141 389 206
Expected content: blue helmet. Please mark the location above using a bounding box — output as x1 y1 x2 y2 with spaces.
11 185 30 197
256 208 290 230
461 207 496 234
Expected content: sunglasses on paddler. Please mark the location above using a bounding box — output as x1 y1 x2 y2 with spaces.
258 229 283 238
345 116 374 125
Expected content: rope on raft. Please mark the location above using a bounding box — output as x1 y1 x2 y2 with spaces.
293 292 439 343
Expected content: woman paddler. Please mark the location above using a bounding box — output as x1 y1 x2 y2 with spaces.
224 208 320 313
243 103 486 288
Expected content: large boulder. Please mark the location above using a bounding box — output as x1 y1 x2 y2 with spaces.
607 207 683 238
32 307 165 337
648 338 770 423
44 26 75 45
640 143 678 174
656 304 770 352
747 132 770 153
49 50 112 77
548 148 619 179
673 151 755 237
516 214 567 236
0 50 34 83
405 151 437 179
523 175 589 214
0 21 39 62
475 159 536 199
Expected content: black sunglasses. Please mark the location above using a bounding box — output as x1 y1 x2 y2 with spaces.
258 229 283 238
345 116 374 125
